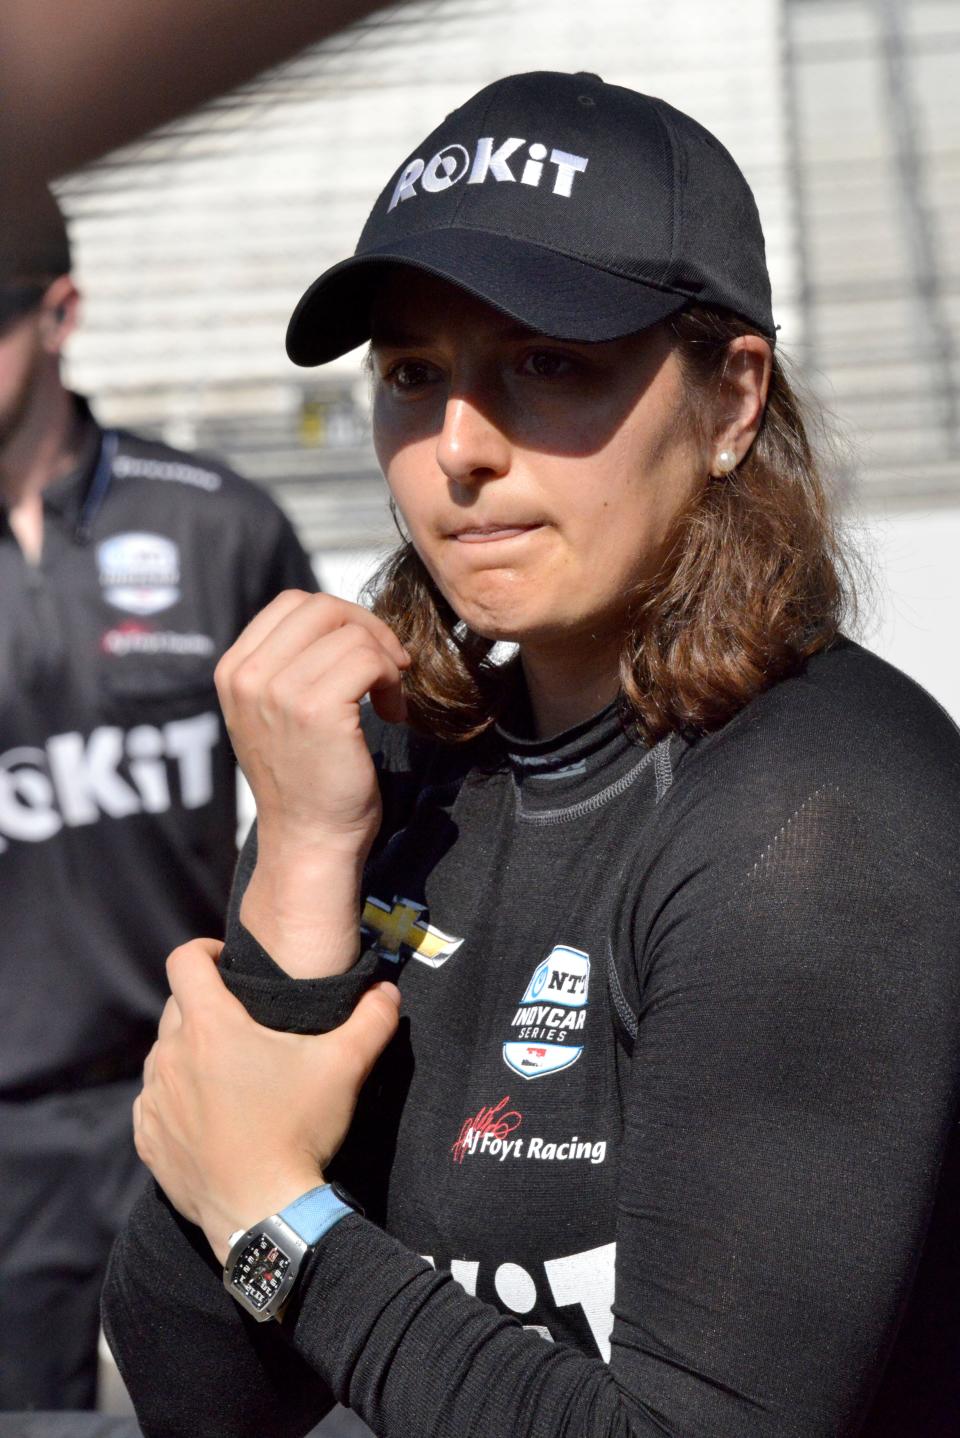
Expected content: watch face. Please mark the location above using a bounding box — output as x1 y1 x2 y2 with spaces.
230 1233 292 1313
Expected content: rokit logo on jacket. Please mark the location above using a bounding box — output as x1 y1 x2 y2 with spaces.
421 1242 616 1361
0 714 219 852
504 945 589 1080
388 136 589 211
96 532 180 615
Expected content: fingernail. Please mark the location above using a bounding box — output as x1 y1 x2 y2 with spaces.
373 981 402 1008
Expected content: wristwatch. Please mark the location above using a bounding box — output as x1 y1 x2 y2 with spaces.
223 1182 360 1322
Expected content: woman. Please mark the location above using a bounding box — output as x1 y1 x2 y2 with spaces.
104 72 960 1437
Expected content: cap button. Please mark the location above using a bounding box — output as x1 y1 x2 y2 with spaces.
573 72 602 106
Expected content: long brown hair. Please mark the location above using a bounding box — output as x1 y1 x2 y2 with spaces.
365 306 852 745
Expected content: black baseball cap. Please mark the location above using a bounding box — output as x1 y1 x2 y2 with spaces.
287 70 775 366
0 186 72 329
0 186 71 288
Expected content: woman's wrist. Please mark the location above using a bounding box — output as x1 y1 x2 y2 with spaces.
240 840 368 979
203 1165 326 1267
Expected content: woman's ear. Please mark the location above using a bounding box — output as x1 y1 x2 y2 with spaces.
709 334 773 477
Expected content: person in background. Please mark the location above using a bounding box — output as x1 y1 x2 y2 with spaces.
0 187 317 1412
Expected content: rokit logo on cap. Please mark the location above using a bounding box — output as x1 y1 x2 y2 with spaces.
388 137 589 212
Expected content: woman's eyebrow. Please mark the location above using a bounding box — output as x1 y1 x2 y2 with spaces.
370 324 429 348
370 320 544 348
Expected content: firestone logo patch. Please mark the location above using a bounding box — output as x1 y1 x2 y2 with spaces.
503 945 589 1080
388 136 589 212
100 621 215 658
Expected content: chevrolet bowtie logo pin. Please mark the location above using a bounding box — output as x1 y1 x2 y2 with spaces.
361 895 464 969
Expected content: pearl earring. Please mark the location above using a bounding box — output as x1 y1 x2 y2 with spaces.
715 449 736 475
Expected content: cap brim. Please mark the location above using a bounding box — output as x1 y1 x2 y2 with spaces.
285 228 690 366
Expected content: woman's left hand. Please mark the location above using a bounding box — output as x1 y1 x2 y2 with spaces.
133 939 401 1265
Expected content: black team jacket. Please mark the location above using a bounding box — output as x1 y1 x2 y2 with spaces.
0 399 316 1097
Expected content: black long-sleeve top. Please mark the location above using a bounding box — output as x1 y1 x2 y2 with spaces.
103 640 960 1437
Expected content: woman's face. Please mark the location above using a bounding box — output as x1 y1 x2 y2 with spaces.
371 271 705 655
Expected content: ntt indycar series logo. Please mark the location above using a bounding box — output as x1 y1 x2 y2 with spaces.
504 945 589 1080
388 137 589 212
97 532 181 616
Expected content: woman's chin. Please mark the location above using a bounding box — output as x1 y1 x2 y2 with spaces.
459 615 526 646
454 605 576 651
439 571 563 643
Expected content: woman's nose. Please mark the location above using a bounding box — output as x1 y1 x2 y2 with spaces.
435 395 511 486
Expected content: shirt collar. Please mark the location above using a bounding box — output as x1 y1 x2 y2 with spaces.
39 394 102 527
493 692 652 815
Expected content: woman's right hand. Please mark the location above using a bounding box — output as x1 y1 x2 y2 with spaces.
214 591 410 976
216 590 409 860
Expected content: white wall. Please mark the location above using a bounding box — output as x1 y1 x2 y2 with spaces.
315 548 383 607
856 505 960 724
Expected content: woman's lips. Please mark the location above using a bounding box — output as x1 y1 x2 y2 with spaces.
449 524 542 543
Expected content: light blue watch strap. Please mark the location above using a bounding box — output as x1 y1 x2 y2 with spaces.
279 1184 353 1245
